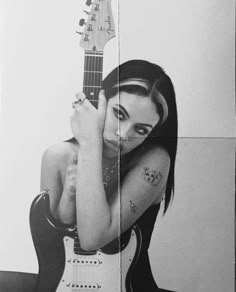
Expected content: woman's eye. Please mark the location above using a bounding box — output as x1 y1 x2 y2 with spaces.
135 126 149 136
113 108 125 120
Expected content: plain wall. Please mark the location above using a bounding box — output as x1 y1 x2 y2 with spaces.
150 139 234 292
0 0 235 291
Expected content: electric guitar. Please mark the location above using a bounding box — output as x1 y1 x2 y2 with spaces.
30 1 142 291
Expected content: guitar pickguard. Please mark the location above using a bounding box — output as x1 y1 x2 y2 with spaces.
56 230 138 292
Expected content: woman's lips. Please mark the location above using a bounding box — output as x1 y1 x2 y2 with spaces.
106 139 121 151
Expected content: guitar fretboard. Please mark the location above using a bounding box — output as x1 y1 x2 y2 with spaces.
83 50 104 108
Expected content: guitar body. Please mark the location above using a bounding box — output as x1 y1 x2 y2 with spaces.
30 194 142 292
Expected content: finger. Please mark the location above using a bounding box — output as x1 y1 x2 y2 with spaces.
98 90 107 119
80 97 91 109
75 92 86 100
74 96 92 112
73 92 87 109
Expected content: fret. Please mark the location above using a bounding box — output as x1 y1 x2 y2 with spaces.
83 85 101 88
83 87 100 95
84 73 102 87
84 70 103 73
84 60 103 75
83 87 100 93
85 50 103 56
85 54 103 58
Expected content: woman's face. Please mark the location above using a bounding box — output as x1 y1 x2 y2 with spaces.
103 91 160 158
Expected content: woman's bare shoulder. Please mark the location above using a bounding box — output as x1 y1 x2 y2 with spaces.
42 140 78 170
135 145 170 169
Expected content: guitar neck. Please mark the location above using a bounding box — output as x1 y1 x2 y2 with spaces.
83 50 104 108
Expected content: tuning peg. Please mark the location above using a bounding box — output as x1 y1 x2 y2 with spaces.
90 14 96 21
76 31 83 35
79 19 85 26
83 10 89 15
86 0 92 6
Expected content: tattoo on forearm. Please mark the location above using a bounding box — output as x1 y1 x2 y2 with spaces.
129 200 137 214
142 167 162 186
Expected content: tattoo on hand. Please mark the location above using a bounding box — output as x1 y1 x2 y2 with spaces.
142 167 162 186
129 200 137 214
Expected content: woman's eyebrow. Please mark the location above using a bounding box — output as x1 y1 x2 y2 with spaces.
115 104 130 118
137 123 153 129
115 104 154 129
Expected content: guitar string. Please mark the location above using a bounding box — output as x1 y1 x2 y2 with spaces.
92 12 99 287
92 16 100 289
90 12 99 285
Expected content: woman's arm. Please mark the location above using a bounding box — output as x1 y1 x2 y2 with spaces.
40 143 77 224
70 93 112 250
75 140 112 250
40 90 107 226
76 145 170 251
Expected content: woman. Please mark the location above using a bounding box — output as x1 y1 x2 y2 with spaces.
40 59 178 291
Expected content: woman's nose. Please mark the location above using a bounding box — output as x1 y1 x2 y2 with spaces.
115 126 129 141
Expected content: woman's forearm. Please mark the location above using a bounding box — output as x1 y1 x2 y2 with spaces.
76 140 112 250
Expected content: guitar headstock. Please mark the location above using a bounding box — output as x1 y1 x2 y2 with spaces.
79 0 115 51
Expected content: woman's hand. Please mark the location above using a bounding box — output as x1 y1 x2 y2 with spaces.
63 154 78 200
54 153 78 224
70 90 107 146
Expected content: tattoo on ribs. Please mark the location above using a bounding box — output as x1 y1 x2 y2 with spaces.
129 200 137 214
142 167 162 186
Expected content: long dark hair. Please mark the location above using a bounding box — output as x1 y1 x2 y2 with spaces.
102 60 178 214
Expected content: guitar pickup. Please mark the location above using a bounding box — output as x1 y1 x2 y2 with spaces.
68 258 101 266
67 282 100 290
